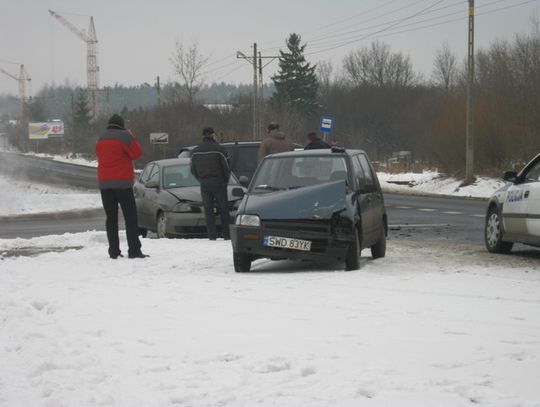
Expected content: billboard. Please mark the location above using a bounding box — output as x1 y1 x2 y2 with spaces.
150 132 169 144
28 121 65 140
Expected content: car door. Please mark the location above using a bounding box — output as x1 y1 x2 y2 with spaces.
502 173 531 237
134 164 153 228
358 153 385 242
520 157 540 238
350 155 373 244
140 164 161 227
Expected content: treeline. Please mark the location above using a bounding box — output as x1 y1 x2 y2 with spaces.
4 32 540 175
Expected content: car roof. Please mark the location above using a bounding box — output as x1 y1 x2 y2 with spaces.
149 158 191 167
265 148 367 159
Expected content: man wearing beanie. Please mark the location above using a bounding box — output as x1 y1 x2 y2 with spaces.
190 127 231 240
96 114 147 259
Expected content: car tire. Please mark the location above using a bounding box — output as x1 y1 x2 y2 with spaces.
371 227 386 259
485 206 513 253
156 212 168 239
233 251 252 272
139 228 148 238
345 226 361 271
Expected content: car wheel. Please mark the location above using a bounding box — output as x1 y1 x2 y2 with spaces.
371 227 386 259
345 226 361 271
233 251 252 272
139 228 148 238
485 206 513 253
156 212 168 239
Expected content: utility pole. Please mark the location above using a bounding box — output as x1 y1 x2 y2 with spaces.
465 0 475 183
237 44 279 140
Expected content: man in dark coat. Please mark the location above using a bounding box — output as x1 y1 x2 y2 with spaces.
96 114 147 259
190 127 231 240
304 131 331 150
257 122 294 163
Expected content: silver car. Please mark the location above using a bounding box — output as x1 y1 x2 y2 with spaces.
134 158 245 238
485 152 540 252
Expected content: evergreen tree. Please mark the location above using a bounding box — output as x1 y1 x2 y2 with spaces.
271 33 319 115
69 89 93 153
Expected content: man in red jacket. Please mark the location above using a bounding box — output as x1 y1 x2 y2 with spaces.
96 114 147 259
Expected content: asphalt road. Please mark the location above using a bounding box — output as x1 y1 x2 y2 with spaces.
0 152 490 244
0 192 488 244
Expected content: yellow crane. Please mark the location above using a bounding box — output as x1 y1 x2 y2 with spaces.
0 62 31 117
48 9 99 116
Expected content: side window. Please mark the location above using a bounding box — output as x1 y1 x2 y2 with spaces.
351 156 365 190
358 154 375 186
524 160 540 182
139 164 154 183
147 164 160 185
235 146 259 173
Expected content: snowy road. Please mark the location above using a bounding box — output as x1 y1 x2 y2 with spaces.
1 233 540 406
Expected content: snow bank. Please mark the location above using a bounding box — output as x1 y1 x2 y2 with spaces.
1 233 539 406
0 175 101 217
378 171 505 199
24 152 98 167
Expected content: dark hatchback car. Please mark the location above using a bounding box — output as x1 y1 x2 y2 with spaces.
230 148 387 272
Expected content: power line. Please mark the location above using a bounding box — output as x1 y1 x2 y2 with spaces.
305 0 446 56
305 0 536 56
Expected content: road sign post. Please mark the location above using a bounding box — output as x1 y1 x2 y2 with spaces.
320 115 334 141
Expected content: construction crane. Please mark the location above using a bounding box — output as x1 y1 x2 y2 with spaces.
0 63 31 117
48 9 99 116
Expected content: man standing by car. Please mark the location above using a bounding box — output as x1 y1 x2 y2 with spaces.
96 114 147 259
190 127 231 240
257 122 294 163
304 131 331 150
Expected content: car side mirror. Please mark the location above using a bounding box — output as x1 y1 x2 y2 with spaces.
232 187 245 198
238 176 250 187
503 171 518 183
145 180 159 189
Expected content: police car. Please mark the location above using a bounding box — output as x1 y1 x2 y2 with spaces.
485 153 540 253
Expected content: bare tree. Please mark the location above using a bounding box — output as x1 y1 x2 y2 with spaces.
432 42 458 93
170 39 209 104
343 40 417 88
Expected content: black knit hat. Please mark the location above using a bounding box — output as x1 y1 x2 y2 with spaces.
108 114 125 128
202 127 215 137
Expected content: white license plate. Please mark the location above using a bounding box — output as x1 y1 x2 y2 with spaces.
263 235 312 251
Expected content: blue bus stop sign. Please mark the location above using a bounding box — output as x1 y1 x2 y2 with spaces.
320 115 334 133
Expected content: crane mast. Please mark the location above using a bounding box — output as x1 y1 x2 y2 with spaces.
48 9 99 116
0 64 31 117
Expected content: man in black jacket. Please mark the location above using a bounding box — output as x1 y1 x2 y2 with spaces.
190 127 231 240
304 132 331 150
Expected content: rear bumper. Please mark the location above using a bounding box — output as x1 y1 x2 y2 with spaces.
231 222 354 261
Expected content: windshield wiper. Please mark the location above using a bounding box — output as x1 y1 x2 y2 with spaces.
254 184 282 191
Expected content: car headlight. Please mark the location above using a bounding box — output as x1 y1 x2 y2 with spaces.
236 214 260 227
173 202 193 213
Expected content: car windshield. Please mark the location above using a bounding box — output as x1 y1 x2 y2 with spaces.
163 164 239 189
251 155 348 193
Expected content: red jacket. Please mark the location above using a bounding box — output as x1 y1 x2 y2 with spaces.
96 126 143 189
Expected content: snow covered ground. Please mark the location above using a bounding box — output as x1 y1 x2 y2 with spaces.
378 171 505 199
23 152 98 167
0 175 101 217
1 233 539 406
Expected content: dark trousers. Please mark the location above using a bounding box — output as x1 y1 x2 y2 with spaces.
200 182 230 239
100 188 142 257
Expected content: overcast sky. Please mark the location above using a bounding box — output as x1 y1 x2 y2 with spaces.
0 0 538 96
